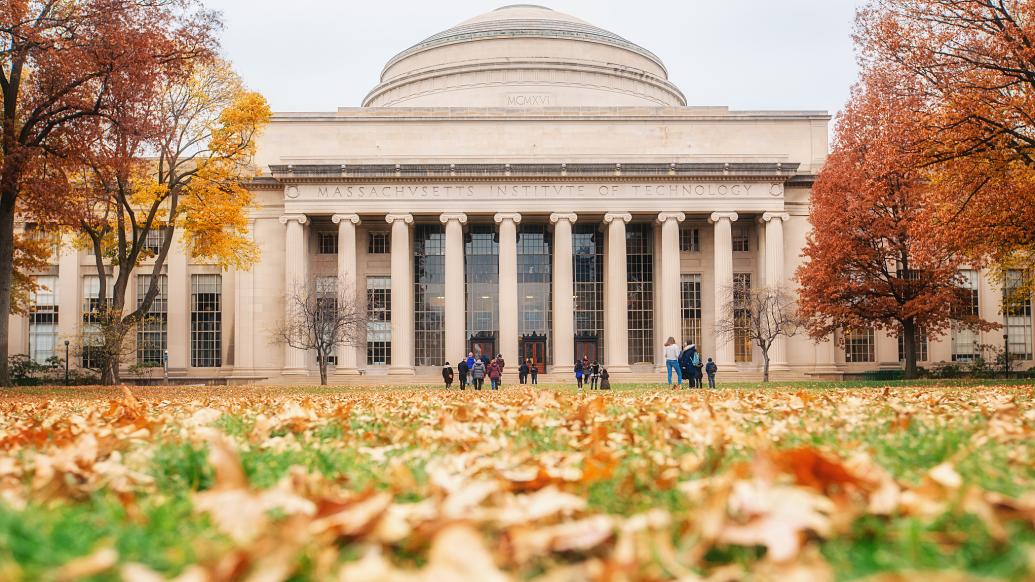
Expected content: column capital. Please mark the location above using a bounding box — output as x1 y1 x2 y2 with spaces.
385 213 413 225
708 211 739 224
549 212 577 224
331 214 361 225
279 214 308 225
439 212 468 225
493 212 522 225
656 211 686 224
604 212 632 224
761 212 791 223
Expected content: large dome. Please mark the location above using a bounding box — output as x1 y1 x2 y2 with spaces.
363 4 686 108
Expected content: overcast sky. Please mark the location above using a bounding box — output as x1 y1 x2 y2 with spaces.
204 0 863 117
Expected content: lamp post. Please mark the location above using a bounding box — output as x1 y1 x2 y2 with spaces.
63 340 69 386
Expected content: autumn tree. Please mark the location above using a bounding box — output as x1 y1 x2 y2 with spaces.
0 0 217 385
73 60 270 385
796 68 994 378
274 277 366 386
857 0 1035 289
715 284 803 383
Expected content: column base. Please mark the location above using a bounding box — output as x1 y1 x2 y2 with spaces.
388 367 415 376
333 367 363 376
281 367 309 376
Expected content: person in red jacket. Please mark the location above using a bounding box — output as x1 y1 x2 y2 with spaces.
487 359 502 390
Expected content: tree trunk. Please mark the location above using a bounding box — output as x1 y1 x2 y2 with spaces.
762 351 771 383
0 192 17 386
102 361 118 386
318 357 328 386
902 318 918 379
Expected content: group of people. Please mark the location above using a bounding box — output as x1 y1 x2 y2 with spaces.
663 337 718 389
442 353 508 390
574 357 610 390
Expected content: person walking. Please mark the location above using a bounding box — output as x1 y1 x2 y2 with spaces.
705 358 717 388
458 358 469 390
495 354 506 387
471 358 486 390
518 359 529 384
599 367 610 390
664 337 682 389
530 360 538 385
488 358 502 390
442 362 454 389
574 358 585 390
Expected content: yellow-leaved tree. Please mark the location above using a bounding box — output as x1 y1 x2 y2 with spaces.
74 60 270 384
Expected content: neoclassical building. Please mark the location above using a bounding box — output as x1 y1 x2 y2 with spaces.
9 5 1029 382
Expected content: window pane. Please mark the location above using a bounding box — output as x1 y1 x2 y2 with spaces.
414 224 444 366
952 270 980 361
627 224 654 364
367 276 392 365
29 276 58 364
844 328 875 363
136 275 168 366
573 225 605 362
680 274 702 349
191 274 222 367
733 273 752 362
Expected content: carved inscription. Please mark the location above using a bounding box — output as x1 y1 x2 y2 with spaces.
505 93 553 106
295 183 782 201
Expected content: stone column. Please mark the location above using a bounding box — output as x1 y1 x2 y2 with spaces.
550 213 577 370
56 233 80 347
710 212 738 368
332 214 362 375
762 212 789 371
440 213 468 363
280 214 309 374
604 213 632 373
657 212 686 349
166 229 190 373
386 214 414 375
495 213 521 364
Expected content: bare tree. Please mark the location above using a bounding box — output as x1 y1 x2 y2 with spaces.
715 283 804 383
273 277 366 385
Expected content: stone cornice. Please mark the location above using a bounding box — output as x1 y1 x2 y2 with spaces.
273 107 829 123
265 162 803 185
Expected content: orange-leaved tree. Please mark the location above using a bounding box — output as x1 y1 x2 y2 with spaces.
796 68 994 378
0 0 218 385
71 60 269 384
857 0 1035 290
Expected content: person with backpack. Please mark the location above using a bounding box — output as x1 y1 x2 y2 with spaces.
518 359 529 384
471 358 486 390
442 362 454 389
678 341 694 389
495 354 506 387
487 359 502 390
574 358 585 390
457 358 469 390
466 352 476 371
705 358 717 388
589 360 600 389
529 360 538 385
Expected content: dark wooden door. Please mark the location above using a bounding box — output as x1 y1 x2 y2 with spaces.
520 339 547 374
574 338 599 366
469 338 496 361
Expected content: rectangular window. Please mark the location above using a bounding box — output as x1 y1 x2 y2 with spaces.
518 225 552 362
1005 270 1032 360
368 232 389 255
142 229 163 256
29 276 58 364
315 276 338 365
844 328 875 363
626 224 654 364
414 225 445 366
898 327 929 362
367 276 391 365
465 225 499 349
732 225 750 252
733 273 752 362
952 270 980 361
680 273 702 348
573 225 605 362
81 275 113 369
679 227 700 253
191 274 222 367
317 232 338 255
136 275 168 366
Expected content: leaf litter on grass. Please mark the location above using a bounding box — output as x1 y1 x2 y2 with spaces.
0 385 1032 580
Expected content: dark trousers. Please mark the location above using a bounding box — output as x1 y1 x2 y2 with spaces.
473 378 484 390
531 374 538 384
459 376 467 390
576 376 583 389
519 373 527 384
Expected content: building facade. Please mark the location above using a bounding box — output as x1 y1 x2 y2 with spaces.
8 5 1030 382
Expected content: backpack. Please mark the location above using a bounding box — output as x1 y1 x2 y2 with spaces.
691 352 701 368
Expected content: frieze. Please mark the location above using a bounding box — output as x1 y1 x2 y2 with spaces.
288 182 784 201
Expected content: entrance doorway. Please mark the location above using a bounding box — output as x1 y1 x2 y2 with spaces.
469 337 496 362
520 333 547 374
574 336 599 365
